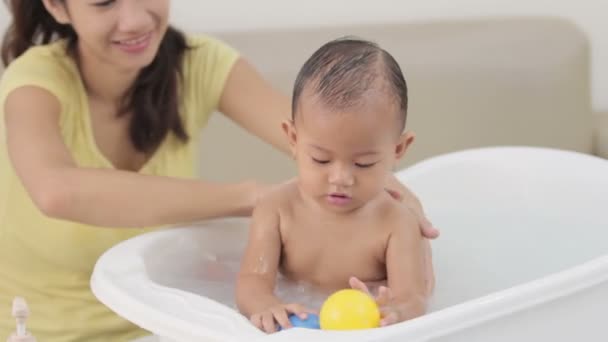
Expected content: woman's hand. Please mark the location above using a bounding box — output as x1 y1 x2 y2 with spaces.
385 175 440 239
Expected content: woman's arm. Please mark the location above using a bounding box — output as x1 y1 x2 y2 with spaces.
218 58 291 154
5 86 259 228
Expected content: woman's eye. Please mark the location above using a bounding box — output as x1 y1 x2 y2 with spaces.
312 157 330 165
355 162 377 168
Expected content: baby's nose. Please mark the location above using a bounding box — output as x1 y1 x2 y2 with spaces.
328 165 354 187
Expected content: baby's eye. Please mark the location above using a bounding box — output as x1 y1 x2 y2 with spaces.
355 162 378 168
312 157 330 165
92 0 115 7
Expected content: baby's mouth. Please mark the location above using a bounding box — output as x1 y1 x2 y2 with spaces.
327 193 352 206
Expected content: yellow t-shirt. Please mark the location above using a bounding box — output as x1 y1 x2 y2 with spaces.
0 35 238 341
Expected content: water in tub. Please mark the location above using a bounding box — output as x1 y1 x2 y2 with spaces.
143 232 394 316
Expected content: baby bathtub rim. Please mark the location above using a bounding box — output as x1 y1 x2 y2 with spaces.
91 224 608 341
91 146 608 340
382 145 608 338
396 145 608 181
90 218 265 342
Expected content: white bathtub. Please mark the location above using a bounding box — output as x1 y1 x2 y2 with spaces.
91 147 608 341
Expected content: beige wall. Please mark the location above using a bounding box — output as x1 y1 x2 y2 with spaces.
165 1 608 111
594 111 608 157
195 18 595 182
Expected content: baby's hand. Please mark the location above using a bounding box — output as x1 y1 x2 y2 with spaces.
250 303 314 333
349 276 400 326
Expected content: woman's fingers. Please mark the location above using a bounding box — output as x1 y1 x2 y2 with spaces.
385 187 403 201
420 218 440 239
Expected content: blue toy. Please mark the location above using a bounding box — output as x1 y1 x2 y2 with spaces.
279 313 320 330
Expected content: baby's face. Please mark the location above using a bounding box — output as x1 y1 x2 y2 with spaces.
285 93 413 213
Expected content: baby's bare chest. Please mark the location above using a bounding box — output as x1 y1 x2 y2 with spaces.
278 214 389 290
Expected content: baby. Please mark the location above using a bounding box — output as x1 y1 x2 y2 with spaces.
236 37 434 333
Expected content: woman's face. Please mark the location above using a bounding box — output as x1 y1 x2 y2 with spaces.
44 0 170 72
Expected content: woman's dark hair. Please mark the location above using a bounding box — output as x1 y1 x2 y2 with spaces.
1 0 189 153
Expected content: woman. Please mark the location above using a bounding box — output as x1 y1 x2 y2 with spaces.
0 0 438 340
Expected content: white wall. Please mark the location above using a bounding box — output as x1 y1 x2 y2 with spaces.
1 1 605 111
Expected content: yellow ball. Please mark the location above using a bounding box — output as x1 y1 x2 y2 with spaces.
319 289 380 330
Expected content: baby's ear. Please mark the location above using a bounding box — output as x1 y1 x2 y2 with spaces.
281 119 297 157
395 131 415 160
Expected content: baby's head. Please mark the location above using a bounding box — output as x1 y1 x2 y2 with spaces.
283 37 414 213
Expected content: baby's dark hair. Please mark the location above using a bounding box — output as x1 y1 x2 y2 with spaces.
292 37 408 131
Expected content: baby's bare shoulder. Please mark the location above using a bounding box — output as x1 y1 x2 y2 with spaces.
376 193 418 233
256 180 299 212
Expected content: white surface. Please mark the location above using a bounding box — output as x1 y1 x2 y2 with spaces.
0 1 605 111
93 146 608 341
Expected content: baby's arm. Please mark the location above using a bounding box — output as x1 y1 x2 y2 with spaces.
236 199 282 319
382 211 431 324
236 197 309 332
